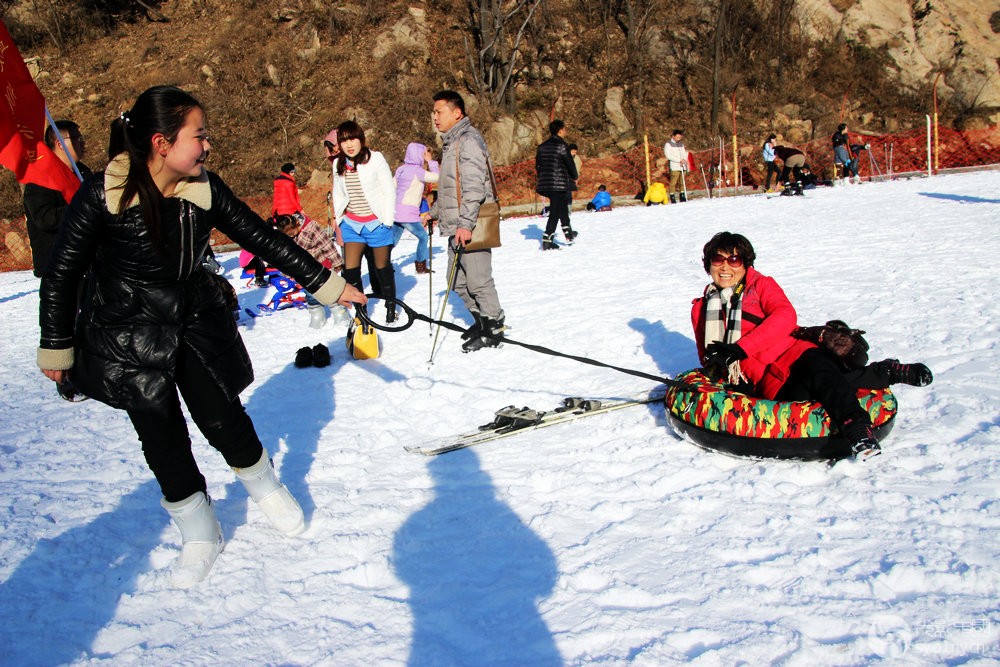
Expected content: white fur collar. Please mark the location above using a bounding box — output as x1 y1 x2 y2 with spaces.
104 153 212 212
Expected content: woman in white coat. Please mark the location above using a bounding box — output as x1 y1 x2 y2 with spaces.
332 120 398 322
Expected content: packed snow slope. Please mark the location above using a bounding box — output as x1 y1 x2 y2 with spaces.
1 172 998 666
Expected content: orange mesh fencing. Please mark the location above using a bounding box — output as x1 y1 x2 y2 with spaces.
3 124 998 272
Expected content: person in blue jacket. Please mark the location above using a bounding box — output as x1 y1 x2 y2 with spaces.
761 134 780 192
586 184 612 211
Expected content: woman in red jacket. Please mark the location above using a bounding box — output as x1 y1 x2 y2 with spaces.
691 231 932 459
272 162 303 217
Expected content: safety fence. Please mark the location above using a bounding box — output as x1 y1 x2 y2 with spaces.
2 123 998 273
493 122 1000 208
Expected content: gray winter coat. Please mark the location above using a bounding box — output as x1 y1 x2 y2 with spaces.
430 117 495 237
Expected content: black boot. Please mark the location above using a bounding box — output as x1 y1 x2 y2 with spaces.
462 315 504 353
541 234 560 250
562 226 578 243
461 312 483 341
669 194 677 204
841 416 881 461
880 359 933 386
342 267 363 293
375 265 397 323
679 192 687 203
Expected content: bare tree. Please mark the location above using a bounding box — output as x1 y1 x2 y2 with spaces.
464 0 543 113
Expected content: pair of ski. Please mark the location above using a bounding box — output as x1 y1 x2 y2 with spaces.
405 387 666 456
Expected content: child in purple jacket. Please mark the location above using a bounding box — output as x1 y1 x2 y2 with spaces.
392 142 439 274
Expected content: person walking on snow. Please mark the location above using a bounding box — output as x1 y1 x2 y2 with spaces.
535 119 579 250
393 142 438 274
36 86 366 588
663 129 689 203
428 89 505 353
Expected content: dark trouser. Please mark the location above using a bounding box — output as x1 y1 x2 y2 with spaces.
127 345 263 503
540 190 573 240
775 348 891 431
764 161 781 189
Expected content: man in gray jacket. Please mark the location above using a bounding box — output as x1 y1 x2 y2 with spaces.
428 90 504 352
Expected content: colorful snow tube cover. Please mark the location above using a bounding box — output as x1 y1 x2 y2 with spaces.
664 369 897 461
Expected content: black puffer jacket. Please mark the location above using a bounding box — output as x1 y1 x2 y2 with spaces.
535 135 579 194
39 156 341 414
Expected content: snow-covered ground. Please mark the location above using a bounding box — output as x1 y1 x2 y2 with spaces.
1 171 999 666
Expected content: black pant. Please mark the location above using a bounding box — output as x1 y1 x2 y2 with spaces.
764 161 781 189
127 345 263 502
540 190 573 239
779 165 803 185
775 348 890 430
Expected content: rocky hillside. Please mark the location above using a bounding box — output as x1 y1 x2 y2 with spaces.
1 0 997 221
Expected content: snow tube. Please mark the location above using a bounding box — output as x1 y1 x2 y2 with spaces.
665 369 897 461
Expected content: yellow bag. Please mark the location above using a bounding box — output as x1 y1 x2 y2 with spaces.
346 316 380 360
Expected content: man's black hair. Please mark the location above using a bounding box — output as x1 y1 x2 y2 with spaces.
432 90 466 116
549 119 565 136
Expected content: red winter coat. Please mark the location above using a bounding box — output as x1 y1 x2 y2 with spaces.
272 174 302 216
691 266 816 399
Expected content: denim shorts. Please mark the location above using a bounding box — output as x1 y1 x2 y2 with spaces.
340 222 394 247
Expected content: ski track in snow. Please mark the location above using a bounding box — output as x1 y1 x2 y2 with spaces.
1 172 999 665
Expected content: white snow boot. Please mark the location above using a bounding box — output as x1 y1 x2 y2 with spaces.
161 491 224 588
308 304 328 329
233 451 305 536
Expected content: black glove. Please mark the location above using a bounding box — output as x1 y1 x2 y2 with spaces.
703 342 747 370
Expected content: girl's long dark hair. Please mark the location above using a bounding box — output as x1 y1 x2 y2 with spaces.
334 120 371 176
109 85 202 251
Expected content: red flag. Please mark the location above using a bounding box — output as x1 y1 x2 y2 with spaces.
0 20 80 204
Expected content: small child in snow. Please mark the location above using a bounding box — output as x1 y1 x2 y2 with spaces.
273 214 346 328
586 184 613 212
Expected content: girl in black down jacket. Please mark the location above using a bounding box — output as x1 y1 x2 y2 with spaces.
36 86 366 587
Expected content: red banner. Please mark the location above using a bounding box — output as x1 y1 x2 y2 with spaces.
0 20 80 204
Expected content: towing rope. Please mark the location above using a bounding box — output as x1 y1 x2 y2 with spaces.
355 296 693 389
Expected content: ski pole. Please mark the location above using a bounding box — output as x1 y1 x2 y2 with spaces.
428 243 462 364
700 165 710 199
427 219 434 335
681 169 688 201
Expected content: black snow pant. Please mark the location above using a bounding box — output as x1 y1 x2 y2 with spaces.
540 190 573 241
127 344 264 503
764 161 781 189
775 347 892 433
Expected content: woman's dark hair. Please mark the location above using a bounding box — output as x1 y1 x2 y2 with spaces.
837 123 847 132
762 133 776 149
110 85 203 251
335 120 371 175
702 231 756 273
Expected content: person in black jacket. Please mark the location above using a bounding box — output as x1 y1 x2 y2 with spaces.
36 86 366 587
23 120 91 278
535 119 579 250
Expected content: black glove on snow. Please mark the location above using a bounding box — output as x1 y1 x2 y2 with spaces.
703 342 747 370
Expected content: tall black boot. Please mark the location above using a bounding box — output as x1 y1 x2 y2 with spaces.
679 192 687 203
375 265 397 323
342 267 363 292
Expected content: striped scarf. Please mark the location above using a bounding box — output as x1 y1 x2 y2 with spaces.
703 281 746 383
